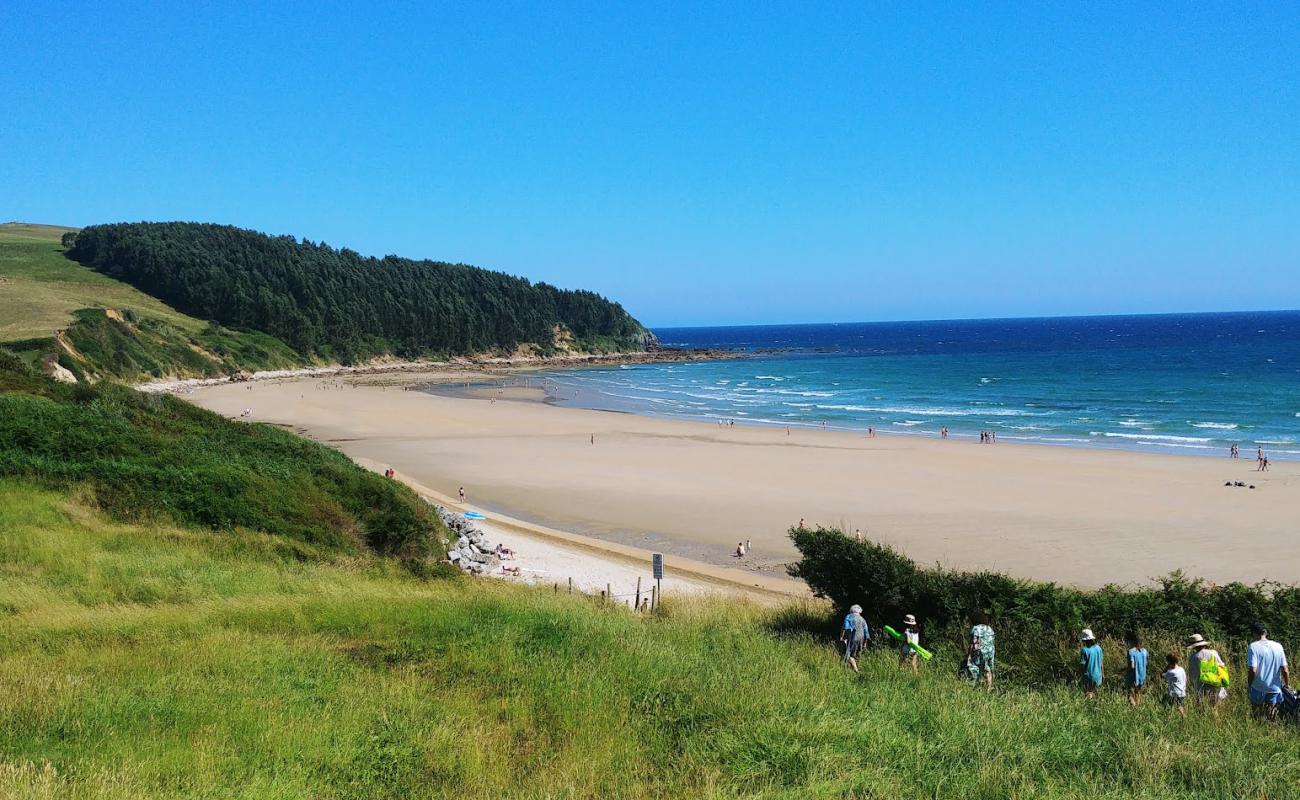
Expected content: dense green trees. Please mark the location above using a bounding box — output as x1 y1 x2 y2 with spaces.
66 223 652 362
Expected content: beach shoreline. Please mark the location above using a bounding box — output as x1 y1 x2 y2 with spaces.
135 348 740 394
186 369 1300 589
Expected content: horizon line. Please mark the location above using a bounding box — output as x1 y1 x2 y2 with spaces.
648 307 1300 331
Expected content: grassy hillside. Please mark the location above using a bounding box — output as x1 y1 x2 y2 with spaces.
0 224 301 381
2 482 1299 799
0 224 200 341
0 354 444 560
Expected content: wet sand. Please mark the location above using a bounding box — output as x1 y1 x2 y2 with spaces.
189 372 1300 588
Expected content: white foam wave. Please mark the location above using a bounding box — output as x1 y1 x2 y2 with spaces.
1091 432 1213 443
1190 422 1238 430
809 403 1043 417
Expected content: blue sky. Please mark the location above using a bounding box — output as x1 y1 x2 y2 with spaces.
3 3 1298 326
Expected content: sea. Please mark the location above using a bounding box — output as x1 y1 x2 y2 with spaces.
537 311 1300 459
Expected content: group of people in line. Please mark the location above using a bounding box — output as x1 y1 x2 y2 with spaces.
979 430 997 443
838 608 1293 718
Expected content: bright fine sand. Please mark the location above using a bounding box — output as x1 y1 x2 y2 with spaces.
189 372 1300 589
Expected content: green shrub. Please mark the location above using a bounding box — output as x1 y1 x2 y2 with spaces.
789 525 1299 684
0 364 447 559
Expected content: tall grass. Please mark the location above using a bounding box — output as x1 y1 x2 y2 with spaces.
2 483 1298 799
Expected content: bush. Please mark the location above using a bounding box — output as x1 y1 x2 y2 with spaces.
789 526 1299 684
0 364 448 560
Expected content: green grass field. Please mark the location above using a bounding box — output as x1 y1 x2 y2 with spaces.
0 224 301 379
3 481 1298 799
0 224 202 342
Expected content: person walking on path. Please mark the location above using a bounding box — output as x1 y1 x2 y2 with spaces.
965 611 996 691
898 614 921 673
840 604 869 673
1162 653 1188 716
1247 622 1290 718
1125 631 1149 707
1080 629 1103 698
1188 634 1228 710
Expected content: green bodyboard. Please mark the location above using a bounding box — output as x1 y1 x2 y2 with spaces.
883 624 933 660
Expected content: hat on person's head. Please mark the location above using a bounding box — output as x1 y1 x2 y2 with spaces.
849 604 862 614
903 614 917 626
1187 633 1210 649
1080 628 1096 642
1250 621 1268 636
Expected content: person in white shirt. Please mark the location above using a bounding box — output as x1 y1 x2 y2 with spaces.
1247 621 1290 718
1162 652 1187 717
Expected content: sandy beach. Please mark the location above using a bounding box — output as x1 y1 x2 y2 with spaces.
189 372 1300 588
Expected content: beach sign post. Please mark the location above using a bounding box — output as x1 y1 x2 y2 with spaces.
652 553 663 609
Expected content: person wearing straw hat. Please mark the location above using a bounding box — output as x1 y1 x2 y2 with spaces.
839 604 869 673
1079 628 1103 698
1187 633 1228 709
898 614 921 673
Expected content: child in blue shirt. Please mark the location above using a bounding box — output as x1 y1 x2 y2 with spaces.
1080 628 1103 698
1125 630 1148 707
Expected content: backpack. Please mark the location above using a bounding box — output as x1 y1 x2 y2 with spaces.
1280 686 1300 722
1197 652 1230 688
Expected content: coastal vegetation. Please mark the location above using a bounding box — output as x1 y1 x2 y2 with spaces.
0 354 444 560
0 224 301 381
2 481 1299 799
790 525 1300 686
65 222 653 363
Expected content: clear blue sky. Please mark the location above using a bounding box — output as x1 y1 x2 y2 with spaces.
4 3 1298 326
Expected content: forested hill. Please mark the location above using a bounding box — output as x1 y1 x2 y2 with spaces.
65 222 654 362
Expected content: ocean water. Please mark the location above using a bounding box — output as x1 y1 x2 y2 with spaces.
538 311 1300 459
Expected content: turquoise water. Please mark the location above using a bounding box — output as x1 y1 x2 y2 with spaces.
538 312 1300 459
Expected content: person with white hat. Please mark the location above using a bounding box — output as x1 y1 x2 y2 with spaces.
898 614 921 673
1079 628 1103 698
839 604 869 673
1187 633 1228 709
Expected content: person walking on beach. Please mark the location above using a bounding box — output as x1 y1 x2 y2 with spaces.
840 604 869 673
898 614 921 673
1162 653 1188 716
735 541 746 558
1125 631 1149 707
1188 633 1228 710
1080 629 1103 698
745 538 751 553
1247 622 1289 718
965 611 995 690
458 486 466 504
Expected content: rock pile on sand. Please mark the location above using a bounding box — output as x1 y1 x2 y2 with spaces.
438 507 500 574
